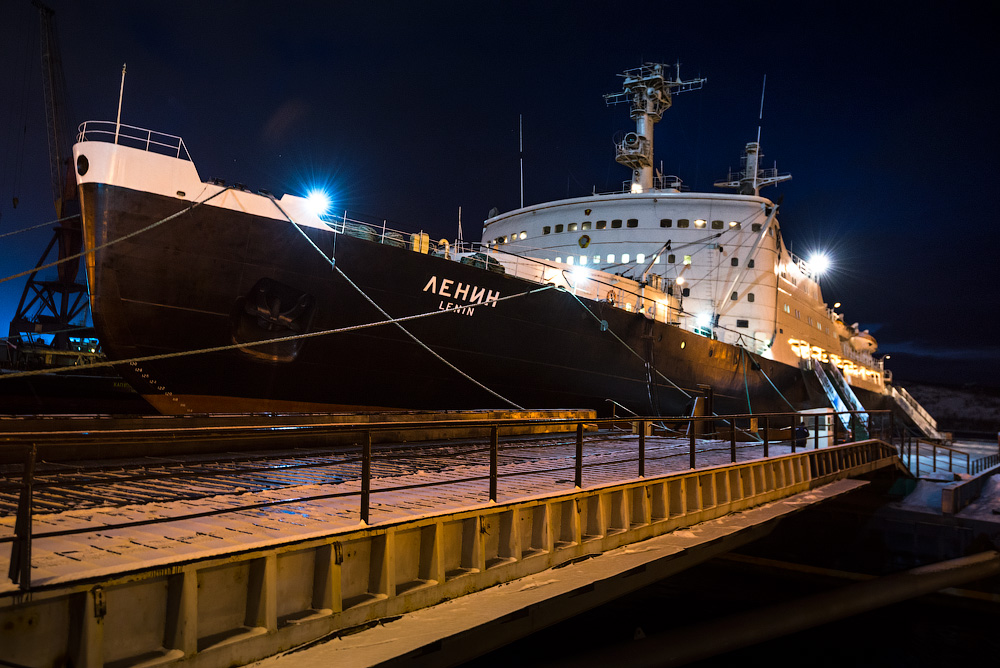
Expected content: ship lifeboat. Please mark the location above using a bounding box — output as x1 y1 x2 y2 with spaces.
849 329 878 353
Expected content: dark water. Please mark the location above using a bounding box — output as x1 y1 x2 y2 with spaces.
462 556 1000 667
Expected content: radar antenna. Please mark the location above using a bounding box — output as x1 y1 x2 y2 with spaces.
604 62 706 193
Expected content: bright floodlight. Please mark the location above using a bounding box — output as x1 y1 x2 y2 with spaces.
808 252 831 275
305 189 331 217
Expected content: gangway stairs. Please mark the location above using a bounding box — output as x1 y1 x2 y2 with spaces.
806 360 869 439
888 384 946 440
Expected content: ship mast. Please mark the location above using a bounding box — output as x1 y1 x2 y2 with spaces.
604 62 706 193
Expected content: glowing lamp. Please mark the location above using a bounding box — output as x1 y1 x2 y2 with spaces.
808 252 831 275
305 189 331 217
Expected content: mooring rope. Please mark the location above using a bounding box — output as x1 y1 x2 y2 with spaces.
0 286 550 382
266 195 549 410
0 185 232 286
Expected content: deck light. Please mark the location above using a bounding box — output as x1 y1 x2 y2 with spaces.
808 252 830 275
306 189 331 217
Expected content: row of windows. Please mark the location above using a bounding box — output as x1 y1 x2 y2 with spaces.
660 219 751 230
553 253 694 266
494 219 767 244
784 303 830 333
552 253 757 268
542 219 639 235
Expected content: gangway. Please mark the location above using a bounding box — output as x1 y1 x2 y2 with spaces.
823 361 870 439
805 360 869 439
888 384 946 440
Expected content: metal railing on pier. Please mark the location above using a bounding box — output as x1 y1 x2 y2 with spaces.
2 409 893 591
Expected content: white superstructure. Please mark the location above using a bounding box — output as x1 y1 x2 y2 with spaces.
482 63 885 395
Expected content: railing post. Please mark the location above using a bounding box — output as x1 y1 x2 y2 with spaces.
361 430 372 524
575 422 583 488
833 413 840 445
948 449 953 473
638 420 646 477
689 417 697 469
851 413 857 442
790 414 796 453
814 414 820 449
730 419 737 463
8 443 37 590
760 415 770 457
489 425 499 502
932 443 937 472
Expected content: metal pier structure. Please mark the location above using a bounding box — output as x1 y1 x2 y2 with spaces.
1 410 907 667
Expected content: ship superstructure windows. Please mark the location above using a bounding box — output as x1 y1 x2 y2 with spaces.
683 255 692 265
712 220 724 229
607 254 615 263
748 259 755 268
694 219 706 228
748 293 755 302
731 258 739 267
612 219 623 228
519 231 527 239
622 253 630 263
729 221 741 229
582 221 592 230
596 220 607 229
543 226 551 234
731 291 738 300
568 223 578 232
636 253 645 263
660 219 672 227
627 218 638 227
752 223 762 232
678 219 690 228
784 304 791 314
668 254 675 263
556 224 564 233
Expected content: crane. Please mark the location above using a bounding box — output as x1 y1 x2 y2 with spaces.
7 1 95 356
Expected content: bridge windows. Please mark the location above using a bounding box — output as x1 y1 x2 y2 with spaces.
660 218 672 227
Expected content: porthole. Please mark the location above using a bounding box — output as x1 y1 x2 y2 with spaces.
76 155 89 176
680 341 686 349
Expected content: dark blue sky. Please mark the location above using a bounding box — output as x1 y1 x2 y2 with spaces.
1 1 996 386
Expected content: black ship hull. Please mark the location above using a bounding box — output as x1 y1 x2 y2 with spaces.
80 183 835 417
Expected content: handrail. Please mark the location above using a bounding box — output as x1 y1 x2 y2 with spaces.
3 408 893 591
76 120 191 161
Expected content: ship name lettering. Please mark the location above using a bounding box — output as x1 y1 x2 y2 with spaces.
439 301 476 316
422 276 499 307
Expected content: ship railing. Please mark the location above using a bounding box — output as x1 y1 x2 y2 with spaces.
614 174 686 193
76 120 192 161
0 408 895 591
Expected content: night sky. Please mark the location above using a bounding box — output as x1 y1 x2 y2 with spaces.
1 1 996 386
